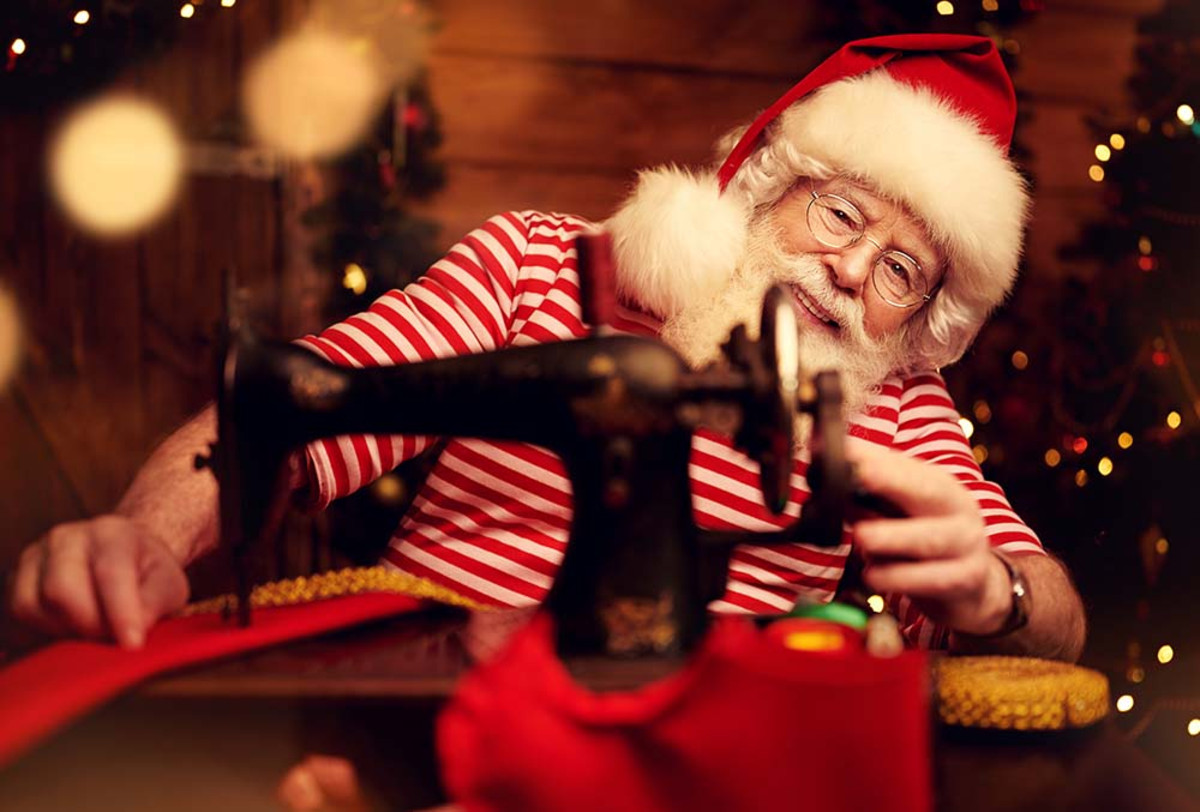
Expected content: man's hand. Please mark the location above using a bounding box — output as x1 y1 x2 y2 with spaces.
845 441 1013 637
7 516 190 650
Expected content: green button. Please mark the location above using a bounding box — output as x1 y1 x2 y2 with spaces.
785 601 869 631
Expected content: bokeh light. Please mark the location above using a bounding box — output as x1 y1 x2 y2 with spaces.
1118 432 1133 449
0 286 21 390
1157 645 1174 665
1116 694 1134 713
49 95 183 236
958 417 974 440
243 29 388 160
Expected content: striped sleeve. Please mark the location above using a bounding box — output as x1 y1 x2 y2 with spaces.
296 212 532 510
888 371 1045 648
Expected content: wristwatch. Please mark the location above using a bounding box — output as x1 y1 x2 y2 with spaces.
970 551 1031 639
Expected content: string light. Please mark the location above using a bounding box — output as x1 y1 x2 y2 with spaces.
936 1 955 15
958 417 975 439
1088 165 1105 182
1156 537 1169 555
1002 39 1020 55
1011 350 1029 370
1074 470 1088 487
973 400 992 423
10 38 26 56
1110 133 1126 150
1189 719 1200 737
73 10 90 25
1116 694 1134 712
867 594 885 613
972 445 989 464
1071 436 1088 454
222 0 237 5
1118 432 1133 449
343 263 368 294
1167 411 1182 429
1097 457 1113 476
180 3 196 18
1138 236 1152 254
1127 666 1145 684
1136 117 1150 134
1044 449 1061 467
1178 104 1195 126
982 0 999 8
1157 645 1174 665
1094 144 1111 162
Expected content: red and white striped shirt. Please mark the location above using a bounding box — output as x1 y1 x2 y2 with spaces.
297 211 1044 648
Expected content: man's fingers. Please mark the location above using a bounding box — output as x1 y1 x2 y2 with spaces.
90 521 145 649
136 547 190 627
862 555 991 602
846 439 967 517
39 528 106 638
854 516 979 561
9 543 68 637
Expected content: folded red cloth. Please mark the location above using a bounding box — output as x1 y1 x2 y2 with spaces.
0 593 424 766
439 613 930 812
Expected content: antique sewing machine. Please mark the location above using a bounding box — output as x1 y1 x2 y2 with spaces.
200 234 859 663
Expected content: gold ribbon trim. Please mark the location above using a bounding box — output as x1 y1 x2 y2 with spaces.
935 656 1110 730
179 565 485 616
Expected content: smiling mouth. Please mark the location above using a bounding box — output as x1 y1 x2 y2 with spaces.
789 283 840 330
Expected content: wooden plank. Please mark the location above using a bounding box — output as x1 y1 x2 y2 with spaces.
431 0 826 77
1018 6 1143 109
426 52 793 172
1025 100 1112 195
414 163 632 251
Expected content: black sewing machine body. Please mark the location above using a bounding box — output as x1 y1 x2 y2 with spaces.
210 271 853 663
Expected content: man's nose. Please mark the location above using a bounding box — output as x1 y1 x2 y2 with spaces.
824 241 875 295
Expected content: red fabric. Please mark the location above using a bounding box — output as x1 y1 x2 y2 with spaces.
716 34 1016 189
439 613 931 812
0 593 424 767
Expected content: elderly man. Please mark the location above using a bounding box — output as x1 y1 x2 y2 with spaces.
6 34 1086 661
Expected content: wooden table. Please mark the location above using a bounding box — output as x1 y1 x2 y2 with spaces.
1 607 1194 812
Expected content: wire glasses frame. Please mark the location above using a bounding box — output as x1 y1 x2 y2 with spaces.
805 190 934 309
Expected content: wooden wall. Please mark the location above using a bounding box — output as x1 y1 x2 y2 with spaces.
0 0 1163 572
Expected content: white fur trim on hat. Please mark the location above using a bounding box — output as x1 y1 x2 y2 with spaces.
779 70 1029 365
606 166 748 319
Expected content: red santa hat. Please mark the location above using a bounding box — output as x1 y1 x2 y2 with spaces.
606 34 1030 370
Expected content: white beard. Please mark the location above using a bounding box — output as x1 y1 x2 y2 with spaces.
658 216 913 427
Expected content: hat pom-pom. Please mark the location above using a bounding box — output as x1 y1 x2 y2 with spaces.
606 166 749 319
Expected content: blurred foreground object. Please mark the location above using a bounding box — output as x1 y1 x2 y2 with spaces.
48 95 183 236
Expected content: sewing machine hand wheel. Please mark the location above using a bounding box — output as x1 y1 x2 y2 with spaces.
723 285 800 515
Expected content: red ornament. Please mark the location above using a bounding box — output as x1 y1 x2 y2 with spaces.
1152 350 1170 367
1071 436 1088 455
402 102 426 131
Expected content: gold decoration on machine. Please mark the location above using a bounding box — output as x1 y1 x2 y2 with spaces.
180 566 484 616
935 656 1109 730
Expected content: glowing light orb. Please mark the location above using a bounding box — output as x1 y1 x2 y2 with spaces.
1167 411 1182 430
1178 104 1195 125
180 3 195 19
1188 719 1200 736
243 29 388 160
49 96 183 236
1044 449 1061 467
958 417 974 439
1158 645 1174 664
1116 694 1134 713
10 39 26 55
867 594 885 613
1097 457 1113 477
342 262 368 295
1095 144 1111 162
1117 432 1133 449
74 10 90 25
1109 133 1125 150
1011 350 1029 370
0 287 21 389
936 1 955 15
1088 165 1105 182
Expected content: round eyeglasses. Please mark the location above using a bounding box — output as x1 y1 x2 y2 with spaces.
806 190 933 309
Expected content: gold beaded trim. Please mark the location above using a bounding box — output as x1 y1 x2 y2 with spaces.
935 656 1110 730
179 566 485 617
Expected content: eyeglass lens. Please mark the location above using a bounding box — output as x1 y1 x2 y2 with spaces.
807 194 927 306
